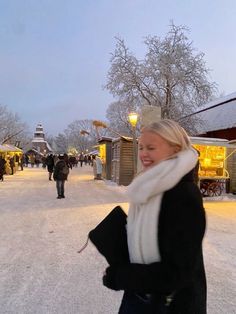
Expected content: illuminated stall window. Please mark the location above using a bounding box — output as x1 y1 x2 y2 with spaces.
193 144 226 178
99 143 106 163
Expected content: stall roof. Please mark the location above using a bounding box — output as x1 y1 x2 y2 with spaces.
25 148 44 156
0 145 8 152
190 136 236 148
0 144 23 152
194 92 236 133
112 136 133 143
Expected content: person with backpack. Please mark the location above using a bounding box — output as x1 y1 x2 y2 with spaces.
53 154 69 199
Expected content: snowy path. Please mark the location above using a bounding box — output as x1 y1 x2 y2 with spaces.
0 166 235 314
203 201 236 314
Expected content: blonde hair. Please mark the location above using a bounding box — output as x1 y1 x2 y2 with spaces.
141 119 191 152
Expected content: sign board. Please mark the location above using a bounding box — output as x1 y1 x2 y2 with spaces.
140 105 161 127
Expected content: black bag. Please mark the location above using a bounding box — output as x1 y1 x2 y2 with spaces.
78 206 129 265
61 164 69 175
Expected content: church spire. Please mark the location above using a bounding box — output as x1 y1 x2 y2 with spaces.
33 123 45 141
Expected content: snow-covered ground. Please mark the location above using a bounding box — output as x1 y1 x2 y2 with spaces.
0 166 235 314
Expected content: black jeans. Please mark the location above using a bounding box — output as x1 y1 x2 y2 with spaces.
56 180 65 197
118 292 168 314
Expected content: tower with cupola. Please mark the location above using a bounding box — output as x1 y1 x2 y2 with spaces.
31 123 52 154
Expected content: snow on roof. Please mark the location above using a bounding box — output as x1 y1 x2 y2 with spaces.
0 144 23 152
32 138 46 143
200 92 236 110
26 148 44 156
190 136 228 143
195 92 236 133
112 136 133 143
46 142 52 151
190 136 236 147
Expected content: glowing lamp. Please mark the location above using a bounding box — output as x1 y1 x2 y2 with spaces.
128 112 138 127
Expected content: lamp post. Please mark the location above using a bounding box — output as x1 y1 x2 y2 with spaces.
128 112 138 175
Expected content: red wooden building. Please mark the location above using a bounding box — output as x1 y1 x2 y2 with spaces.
195 92 236 140
194 92 236 193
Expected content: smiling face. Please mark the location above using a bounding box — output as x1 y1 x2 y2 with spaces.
138 130 180 170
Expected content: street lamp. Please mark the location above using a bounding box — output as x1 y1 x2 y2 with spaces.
128 112 138 175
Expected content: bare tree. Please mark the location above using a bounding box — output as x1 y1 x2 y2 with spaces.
0 104 29 145
52 119 110 154
105 22 217 134
105 38 153 107
106 100 139 136
53 133 69 153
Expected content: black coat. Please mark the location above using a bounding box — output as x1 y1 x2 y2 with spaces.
53 160 68 181
46 155 54 173
0 158 6 176
104 170 207 314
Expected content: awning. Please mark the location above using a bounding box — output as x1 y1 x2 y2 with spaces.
190 136 236 148
0 144 23 153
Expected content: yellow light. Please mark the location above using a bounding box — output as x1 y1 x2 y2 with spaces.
99 144 106 163
204 158 211 167
128 112 138 127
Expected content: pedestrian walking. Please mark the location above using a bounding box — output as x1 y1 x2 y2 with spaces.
41 155 47 168
84 155 88 165
30 154 35 168
64 153 72 170
87 154 92 166
9 157 15 175
79 153 84 167
19 154 24 171
0 156 6 181
92 155 102 180
102 119 207 314
35 155 40 167
25 154 29 167
53 154 69 199
46 154 54 181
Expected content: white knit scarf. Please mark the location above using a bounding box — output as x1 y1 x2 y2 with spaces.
126 148 198 264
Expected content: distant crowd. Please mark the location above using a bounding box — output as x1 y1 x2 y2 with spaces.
0 152 103 184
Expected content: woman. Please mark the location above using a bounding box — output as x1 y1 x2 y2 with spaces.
103 119 206 314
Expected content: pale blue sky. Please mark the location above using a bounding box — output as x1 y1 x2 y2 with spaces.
0 0 236 135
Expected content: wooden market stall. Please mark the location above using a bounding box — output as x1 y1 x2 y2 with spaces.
111 137 134 186
190 137 236 196
0 144 23 174
97 137 113 180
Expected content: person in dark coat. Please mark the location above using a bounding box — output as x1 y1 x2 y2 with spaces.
87 154 92 166
25 154 29 167
41 155 47 168
64 153 72 170
79 153 84 167
53 154 69 199
0 156 6 181
9 157 15 175
46 154 54 181
19 155 24 171
102 119 207 314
